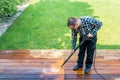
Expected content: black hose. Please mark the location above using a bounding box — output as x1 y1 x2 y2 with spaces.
93 49 108 80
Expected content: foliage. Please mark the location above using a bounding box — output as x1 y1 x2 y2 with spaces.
0 0 17 17
0 0 30 22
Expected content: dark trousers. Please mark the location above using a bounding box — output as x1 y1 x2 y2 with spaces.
77 35 97 68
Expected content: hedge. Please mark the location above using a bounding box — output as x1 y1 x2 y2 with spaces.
0 0 30 22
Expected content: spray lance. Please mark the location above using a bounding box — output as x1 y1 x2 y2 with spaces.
61 36 91 68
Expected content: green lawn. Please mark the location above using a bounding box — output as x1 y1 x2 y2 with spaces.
0 0 120 50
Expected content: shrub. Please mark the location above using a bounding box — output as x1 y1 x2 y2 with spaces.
0 0 30 22
0 0 17 17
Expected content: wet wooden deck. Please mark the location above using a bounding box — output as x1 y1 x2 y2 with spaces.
0 50 120 80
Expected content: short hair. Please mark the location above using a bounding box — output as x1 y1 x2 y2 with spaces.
67 17 77 27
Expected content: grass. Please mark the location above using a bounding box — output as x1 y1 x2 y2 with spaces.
0 0 120 50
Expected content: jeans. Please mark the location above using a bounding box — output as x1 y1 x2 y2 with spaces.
77 35 97 68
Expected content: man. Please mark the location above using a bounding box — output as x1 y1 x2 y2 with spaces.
67 16 102 74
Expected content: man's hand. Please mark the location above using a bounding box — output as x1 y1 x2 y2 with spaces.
87 33 93 38
71 49 75 53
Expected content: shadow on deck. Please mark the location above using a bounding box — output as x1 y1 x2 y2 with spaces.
0 50 120 80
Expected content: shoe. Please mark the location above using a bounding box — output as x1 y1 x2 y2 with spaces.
85 68 90 74
73 65 82 71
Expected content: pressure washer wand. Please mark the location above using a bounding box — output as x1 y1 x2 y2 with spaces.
61 36 89 68
61 44 79 68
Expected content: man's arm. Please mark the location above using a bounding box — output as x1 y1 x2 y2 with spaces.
72 30 78 50
88 17 103 36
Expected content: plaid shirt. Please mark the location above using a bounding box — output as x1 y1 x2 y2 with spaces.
72 16 102 49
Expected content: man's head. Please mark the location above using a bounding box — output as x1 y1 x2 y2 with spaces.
67 17 80 30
